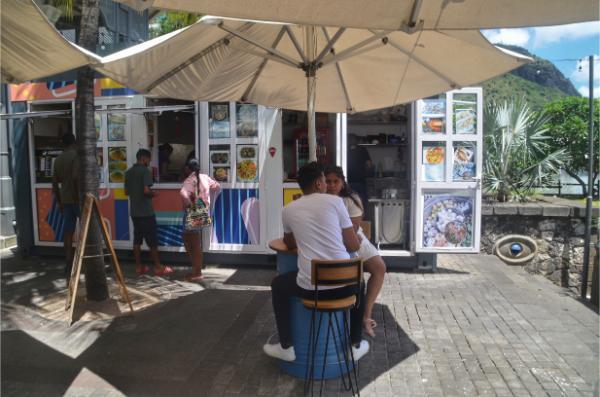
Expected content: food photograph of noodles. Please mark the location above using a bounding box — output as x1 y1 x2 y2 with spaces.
423 194 473 248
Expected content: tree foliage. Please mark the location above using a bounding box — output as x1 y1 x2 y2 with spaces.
543 96 600 197
483 100 568 202
149 12 201 38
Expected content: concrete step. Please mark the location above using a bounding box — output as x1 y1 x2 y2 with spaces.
0 235 17 249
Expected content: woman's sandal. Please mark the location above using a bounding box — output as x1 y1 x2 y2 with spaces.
184 274 204 282
154 265 175 276
363 318 377 338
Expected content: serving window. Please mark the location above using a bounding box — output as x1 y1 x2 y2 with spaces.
281 110 336 181
146 98 196 184
30 102 74 184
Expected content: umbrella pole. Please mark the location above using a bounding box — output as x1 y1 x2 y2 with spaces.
305 26 317 163
307 74 317 162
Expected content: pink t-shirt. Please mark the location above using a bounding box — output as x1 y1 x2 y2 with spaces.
180 172 221 209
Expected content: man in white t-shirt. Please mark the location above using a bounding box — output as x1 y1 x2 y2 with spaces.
263 162 370 362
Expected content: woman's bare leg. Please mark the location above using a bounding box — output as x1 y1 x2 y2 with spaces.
183 233 193 264
191 233 203 277
363 256 386 336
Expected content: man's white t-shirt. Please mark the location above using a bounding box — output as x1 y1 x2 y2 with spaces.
282 193 353 290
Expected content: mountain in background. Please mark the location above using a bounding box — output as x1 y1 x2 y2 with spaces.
481 45 580 110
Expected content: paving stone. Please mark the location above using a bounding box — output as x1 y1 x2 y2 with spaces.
1 252 599 396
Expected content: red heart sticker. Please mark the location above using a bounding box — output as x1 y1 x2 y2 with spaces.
269 147 276 157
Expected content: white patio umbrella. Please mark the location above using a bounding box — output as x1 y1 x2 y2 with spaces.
1 0 101 83
116 0 598 31
97 16 530 160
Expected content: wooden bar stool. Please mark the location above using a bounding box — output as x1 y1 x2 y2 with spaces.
302 257 363 396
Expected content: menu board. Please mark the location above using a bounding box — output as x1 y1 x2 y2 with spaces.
108 113 126 141
422 143 445 181
237 144 258 183
209 103 230 138
97 147 104 183
453 142 476 181
236 104 258 137
423 193 473 248
453 93 477 134
420 98 445 134
209 144 230 183
95 109 101 141
108 147 127 183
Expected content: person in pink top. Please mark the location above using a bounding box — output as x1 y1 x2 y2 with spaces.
180 158 221 282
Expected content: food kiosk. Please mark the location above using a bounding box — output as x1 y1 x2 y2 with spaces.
9 78 483 268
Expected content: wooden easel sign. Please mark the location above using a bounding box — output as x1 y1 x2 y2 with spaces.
65 193 134 325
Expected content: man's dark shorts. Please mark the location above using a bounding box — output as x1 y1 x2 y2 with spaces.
62 204 80 234
131 216 159 247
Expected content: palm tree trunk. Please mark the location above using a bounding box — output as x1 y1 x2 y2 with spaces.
76 0 108 301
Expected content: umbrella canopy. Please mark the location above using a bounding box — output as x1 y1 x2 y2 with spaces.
97 16 530 161
97 16 529 114
115 0 598 31
1 0 101 83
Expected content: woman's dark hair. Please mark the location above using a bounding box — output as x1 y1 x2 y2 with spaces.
324 165 363 211
297 162 324 192
185 158 201 182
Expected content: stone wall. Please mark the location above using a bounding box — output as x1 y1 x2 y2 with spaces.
481 200 598 293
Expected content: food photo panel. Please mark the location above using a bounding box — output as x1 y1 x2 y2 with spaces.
210 144 231 183
422 192 474 249
453 142 477 181
108 147 127 183
422 142 445 182
236 144 258 183
420 96 446 134
453 93 477 134
209 102 231 138
236 104 258 138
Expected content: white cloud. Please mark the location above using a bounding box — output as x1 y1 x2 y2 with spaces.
577 85 600 98
482 28 531 47
532 21 600 48
570 55 600 84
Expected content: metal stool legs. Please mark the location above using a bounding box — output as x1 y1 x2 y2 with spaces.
303 308 360 396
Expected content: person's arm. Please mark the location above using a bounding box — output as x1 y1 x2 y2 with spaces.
342 226 360 252
52 174 63 212
143 168 156 197
283 232 297 250
335 197 360 252
208 176 221 194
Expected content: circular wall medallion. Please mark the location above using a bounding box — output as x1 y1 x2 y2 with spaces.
493 235 538 265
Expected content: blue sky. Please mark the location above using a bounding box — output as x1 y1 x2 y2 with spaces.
482 21 599 97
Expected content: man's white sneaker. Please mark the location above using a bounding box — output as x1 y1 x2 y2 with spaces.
263 343 296 362
351 340 370 361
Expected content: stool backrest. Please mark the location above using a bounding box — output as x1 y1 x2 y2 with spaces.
310 257 363 287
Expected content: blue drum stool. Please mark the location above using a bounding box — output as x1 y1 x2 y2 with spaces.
270 240 355 384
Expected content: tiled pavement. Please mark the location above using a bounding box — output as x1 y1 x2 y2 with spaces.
1 250 598 396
